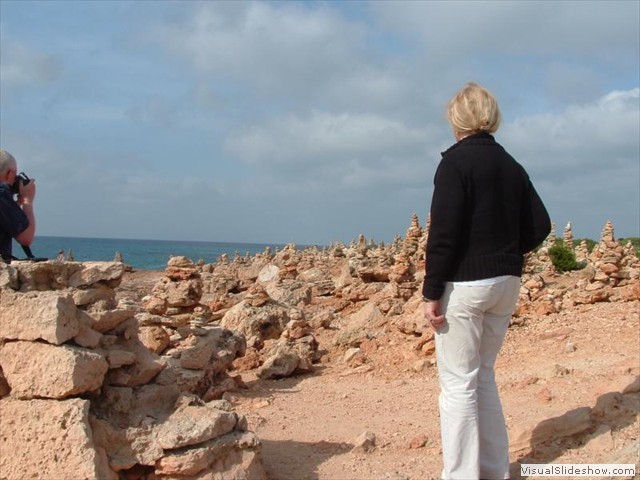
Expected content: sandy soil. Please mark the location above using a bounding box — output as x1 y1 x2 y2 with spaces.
232 300 639 480
119 271 639 480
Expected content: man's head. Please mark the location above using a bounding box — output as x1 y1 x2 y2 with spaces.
0 150 17 184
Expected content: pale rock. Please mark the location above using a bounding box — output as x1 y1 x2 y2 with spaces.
592 392 626 419
408 434 429 449
334 302 386 347
584 424 614 455
257 346 301 379
73 311 103 348
352 431 376 453
0 290 79 344
68 261 125 288
72 284 116 306
155 404 238 449
0 398 117 480
203 377 238 402
180 335 217 370
155 357 207 393
105 349 137 368
257 264 279 283
221 300 290 345
91 307 135 333
179 327 246 375
105 338 165 387
152 277 203 308
138 325 171 354
509 406 591 454
298 267 325 283
0 341 108 399
90 417 164 471
344 347 362 363
155 431 265 479
265 279 312 306
168 255 196 268
137 311 190 328
412 359 430 372
143 295 168 314
0 262 18 290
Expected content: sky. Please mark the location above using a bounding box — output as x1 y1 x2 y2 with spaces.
1 0 639 246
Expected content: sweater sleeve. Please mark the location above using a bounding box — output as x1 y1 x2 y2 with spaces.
422 159 465 300
519 178 551 254
0 188 29 238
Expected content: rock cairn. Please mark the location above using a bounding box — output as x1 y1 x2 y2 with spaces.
0 260 265 480
1 217 637 479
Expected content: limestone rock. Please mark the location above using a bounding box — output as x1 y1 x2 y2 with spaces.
221 300 291 347
0 341 108 399
156 404 238 449
155 430 266 479
90 417 163 471
155 358 207 393
257 264 279 283
68 261 125 288
0 290 80 345
0 398 117 480
72 284 117 306
104 338 165 388
257 346 301 380
90 307 136 333
138 325 171 354
0 262 18 290
73 310 103 348
510 406 592 454
334 302 386 347
352 431 376 453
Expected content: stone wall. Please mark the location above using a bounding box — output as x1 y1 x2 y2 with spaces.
0 260 266 480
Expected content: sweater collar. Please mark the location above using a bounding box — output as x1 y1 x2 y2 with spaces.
441 132 496 156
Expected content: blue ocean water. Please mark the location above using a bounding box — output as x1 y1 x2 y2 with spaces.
16 236 289 271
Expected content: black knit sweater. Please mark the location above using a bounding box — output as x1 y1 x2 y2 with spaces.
422 133 551 301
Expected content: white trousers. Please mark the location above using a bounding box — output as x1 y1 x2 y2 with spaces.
435 276 521 480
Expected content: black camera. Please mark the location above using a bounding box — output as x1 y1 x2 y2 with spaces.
11 172 31 195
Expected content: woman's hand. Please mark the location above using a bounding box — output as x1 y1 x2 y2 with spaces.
423 299 446 332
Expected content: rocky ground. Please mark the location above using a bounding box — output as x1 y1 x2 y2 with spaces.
120 269 639 480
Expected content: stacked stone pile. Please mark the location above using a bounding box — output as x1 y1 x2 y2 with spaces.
187 217 639 373
519 220 639 315
0 260 265 480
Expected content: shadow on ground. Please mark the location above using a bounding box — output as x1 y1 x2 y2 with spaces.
260 439 351 480
512 376 639 480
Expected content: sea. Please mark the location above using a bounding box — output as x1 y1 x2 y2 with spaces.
14 236 294 271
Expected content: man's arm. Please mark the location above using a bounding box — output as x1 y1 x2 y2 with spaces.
15 180 36 246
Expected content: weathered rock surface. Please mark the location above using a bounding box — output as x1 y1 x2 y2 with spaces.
0 398 117 480
0 290 79 344
0 340 108 399
0 260 266 479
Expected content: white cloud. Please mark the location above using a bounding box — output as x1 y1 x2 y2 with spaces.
149 3 362 85
371 1 639 58
0 38 62 86
503 88 640 176
224 110 443 193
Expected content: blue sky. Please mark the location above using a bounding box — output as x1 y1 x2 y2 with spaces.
1 0 638 245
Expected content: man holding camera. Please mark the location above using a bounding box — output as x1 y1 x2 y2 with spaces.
0 149 36 263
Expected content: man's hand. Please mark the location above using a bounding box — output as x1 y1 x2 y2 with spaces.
15 178 36 246
423 299 446 332
18 178 36 206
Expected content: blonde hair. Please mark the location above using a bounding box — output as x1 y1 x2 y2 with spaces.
446 82 501 135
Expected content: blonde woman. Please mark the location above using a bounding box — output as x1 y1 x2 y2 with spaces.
422 83 550 479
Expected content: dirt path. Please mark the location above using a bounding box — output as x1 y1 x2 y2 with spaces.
229 301 639 480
